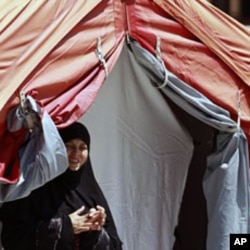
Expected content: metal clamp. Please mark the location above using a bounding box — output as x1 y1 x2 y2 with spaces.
19 92 34 132
95 37 108 78
237 90 241 128
155 37 168 89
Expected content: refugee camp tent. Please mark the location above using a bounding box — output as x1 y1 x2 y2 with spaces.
0 0 250 250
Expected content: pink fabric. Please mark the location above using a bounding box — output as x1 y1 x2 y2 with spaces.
0 0 249 183
0 0 121 127
0 123 27 183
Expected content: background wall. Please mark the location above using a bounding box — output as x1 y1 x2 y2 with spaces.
208 0 250 25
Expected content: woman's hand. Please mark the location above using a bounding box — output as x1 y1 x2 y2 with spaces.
69 206 93 234
69 205 107 234
87 205 107 227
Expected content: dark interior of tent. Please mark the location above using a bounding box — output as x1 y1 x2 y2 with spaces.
168 98 214 250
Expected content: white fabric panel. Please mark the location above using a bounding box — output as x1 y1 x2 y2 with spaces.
80 45 194 250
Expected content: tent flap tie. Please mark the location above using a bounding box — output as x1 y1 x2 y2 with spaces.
237 90 241 129
95 37 108 78
19 92 36 133
155 37 168 89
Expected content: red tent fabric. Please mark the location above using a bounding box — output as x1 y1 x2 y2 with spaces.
0 0 250 183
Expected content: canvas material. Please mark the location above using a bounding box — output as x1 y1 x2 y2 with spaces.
129 40 250 250
0 0 249 142
0 96 68 203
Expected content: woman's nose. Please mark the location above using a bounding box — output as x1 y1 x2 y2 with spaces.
71 148 81 155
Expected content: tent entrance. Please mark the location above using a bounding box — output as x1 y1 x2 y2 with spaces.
80 42 214 250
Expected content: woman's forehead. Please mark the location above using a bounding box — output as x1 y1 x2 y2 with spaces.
65 138 87 145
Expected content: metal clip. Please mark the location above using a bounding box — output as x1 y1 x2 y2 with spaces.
237 90 241 128
20 92 28 115
155 37 168 89
95 37 108 78
126 31 131 44
19 92 34 133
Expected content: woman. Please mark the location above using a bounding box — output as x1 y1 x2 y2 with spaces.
0 122 122 250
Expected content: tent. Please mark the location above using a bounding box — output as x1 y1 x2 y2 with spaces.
0 0 250 249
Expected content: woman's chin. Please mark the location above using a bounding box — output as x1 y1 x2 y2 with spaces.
68 164 81 171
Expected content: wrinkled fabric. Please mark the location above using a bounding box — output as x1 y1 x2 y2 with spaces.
0 0 121 127
0 96 68 202
0 0 249 139
203 130 250 250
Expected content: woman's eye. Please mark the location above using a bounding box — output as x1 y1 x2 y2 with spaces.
66 145 74 150
79 146 87 151
65 145 87 151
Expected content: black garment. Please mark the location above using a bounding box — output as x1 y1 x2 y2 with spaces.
0 123 122 250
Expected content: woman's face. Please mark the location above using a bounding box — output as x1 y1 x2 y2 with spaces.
65 138 89 171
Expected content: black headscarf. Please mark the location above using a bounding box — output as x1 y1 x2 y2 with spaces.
0 122 122 250
59 122 90 146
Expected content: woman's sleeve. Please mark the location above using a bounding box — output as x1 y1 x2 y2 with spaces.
93 227 123 250
1 205 75 250
102 207 123 249
36 214 75 250
36 217 62 250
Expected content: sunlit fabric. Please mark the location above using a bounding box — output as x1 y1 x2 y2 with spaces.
0 1 250 249
0 0 249 134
